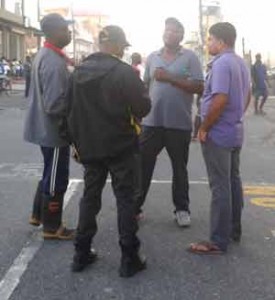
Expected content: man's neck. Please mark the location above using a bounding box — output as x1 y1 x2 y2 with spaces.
163 45 180 55
45 39 62 49
218 46 234 55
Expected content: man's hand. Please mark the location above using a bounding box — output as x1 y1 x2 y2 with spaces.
198 127 208 143
154 67 172 82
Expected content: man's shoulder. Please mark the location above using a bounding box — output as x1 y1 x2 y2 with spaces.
213 53 234 68
146 50 160 62
38 48 66 66
116 60 136 74
180 48 197 57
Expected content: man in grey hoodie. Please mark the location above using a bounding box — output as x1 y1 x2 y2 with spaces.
24 13 74 240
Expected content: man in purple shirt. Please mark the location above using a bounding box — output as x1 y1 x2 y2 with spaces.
188 22 251 254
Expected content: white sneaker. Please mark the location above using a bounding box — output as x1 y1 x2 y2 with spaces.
175 211 191 227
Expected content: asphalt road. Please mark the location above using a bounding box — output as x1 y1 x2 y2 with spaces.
0 91 275 300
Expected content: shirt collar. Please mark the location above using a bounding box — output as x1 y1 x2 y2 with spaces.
207 48 235 70
157 46 185 56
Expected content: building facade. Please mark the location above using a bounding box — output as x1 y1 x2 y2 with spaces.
0 0 40 60
0 0 25 60
41 5 112 63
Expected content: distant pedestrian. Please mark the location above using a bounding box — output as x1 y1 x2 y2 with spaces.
131 52 144 79
67 25 151 276
251 53 269 115
188 22 251 255
24 13 74 240
23 56 32 98
135 17 204 226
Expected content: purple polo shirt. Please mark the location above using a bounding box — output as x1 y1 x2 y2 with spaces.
201 50 250 147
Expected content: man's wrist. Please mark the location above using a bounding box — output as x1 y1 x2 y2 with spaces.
199 123 208 132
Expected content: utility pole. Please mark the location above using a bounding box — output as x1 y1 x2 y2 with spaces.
21 0 26 26
37 0 41 22
71 1 76 64
199 0 204 42
242 37 245 58
37 0 42 50
21 0 25 16
199 0 204 66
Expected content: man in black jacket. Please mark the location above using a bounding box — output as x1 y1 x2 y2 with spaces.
68 25 151 277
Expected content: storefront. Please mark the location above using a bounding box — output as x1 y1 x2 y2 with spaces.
9 28 24 60
0 8 25 60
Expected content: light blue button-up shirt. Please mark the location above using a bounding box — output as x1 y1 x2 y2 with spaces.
142 47 204 131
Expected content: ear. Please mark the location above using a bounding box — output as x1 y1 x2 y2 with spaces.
179 32 184 43
218 39 225 51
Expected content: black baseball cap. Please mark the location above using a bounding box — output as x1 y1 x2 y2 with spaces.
40 13 72 35
98 25 130 47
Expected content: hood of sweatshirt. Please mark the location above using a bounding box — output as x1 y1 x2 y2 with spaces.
74 52 121 84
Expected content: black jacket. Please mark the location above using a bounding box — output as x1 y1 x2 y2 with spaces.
67 52 151 162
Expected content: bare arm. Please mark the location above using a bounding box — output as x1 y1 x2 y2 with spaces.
198 93 228 142
154 67 204 94
170 77 204 94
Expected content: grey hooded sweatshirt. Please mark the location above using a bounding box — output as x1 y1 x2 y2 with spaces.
24 47 70 147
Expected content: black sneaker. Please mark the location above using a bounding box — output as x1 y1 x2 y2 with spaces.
231 227 242 243
119 254 146 278
71 249 98 272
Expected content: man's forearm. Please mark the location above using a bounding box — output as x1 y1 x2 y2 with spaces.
200 94 228 132
170 77 204 94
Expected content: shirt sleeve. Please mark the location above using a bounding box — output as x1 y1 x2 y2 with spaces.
143 54 152 85
40 60 69 117
211 61 230 95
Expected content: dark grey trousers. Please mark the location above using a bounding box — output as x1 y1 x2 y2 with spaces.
201 139 243 251
74 152 140 258
135 126 191 214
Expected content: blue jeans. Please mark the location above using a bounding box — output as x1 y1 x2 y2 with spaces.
201 139 243 251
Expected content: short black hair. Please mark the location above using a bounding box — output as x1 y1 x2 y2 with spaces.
165 17 184 34
209 22 236 47
255 53 261 59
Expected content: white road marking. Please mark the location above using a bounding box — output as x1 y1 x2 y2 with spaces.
108 179 209 185
0 179 80 300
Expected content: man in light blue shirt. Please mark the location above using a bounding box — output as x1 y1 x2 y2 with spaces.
135 17 204 227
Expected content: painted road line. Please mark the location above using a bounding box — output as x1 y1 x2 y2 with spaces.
244 186 275 196
244 186 275 208
250 198 275 208
0 179 80 300
109 179 209 185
